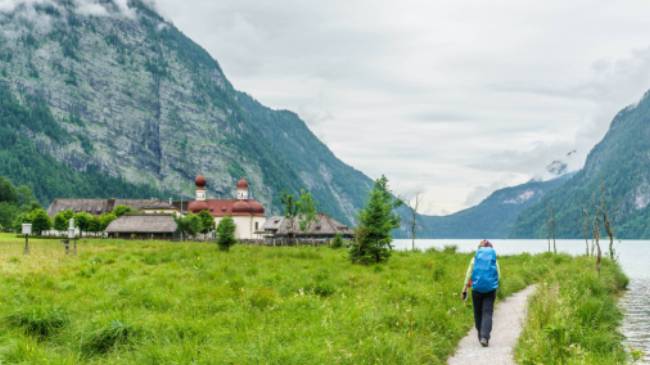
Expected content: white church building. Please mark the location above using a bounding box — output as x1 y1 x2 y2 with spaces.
187 176 266 240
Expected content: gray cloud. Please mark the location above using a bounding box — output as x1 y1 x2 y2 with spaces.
7 0 650 214
152 0 650 215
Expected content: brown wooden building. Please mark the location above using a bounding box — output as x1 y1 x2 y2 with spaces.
262 213 354 244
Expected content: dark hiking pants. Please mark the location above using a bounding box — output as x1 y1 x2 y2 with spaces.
472 290 496 341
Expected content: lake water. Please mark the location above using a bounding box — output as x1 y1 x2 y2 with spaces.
394 239 650 362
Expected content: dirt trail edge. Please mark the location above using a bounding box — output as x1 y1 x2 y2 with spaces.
447 285 537 365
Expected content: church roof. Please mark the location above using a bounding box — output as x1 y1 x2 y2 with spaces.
187 199 265 217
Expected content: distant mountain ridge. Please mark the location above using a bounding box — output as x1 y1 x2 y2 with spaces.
0 0 372 223
411 174 573 238
512 90 650 238
416 88 650 239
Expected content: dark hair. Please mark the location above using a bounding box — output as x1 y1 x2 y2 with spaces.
479 240 493 248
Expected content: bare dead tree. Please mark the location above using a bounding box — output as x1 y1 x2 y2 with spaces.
581 207 591 256
546 204 557 254
593 212 602 273
551 208 557 254
406 193 421 251
545 204 551 252
597 188 615 261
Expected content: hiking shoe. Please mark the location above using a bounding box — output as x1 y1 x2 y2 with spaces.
480 338 489 347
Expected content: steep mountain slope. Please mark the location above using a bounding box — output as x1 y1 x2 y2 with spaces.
415 174 572 238
0 0 372 223
512 90 650 238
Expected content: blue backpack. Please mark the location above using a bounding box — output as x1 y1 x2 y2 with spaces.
471 247 499 293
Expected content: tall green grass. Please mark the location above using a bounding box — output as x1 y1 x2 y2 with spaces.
516 255 629 364
0 234 627 364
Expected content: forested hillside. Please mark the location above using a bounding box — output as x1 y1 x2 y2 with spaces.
512 90 650 238
0 0 372 223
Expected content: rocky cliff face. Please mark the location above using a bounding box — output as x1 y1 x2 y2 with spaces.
0 0 372 223
512 90 650 238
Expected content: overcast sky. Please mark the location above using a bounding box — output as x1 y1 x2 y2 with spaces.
153 0 650 215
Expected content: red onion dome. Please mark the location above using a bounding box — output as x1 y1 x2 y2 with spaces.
195 175 207 188
188 200 209 213
232 200 265 215
249 201 265 214
232 200 253 213
236 178 249 189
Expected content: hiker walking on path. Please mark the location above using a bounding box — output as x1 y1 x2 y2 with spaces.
461 240 500 347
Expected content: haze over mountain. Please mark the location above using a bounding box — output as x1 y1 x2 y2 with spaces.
512 90 650 238
413 174 574 238
3 0 650 239
0 0 372 223
413 87 650 239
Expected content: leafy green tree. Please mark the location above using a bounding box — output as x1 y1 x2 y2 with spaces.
12 212 28 233
0 176 18 203
177 214 202 237
197 210 215 234
112 205 132 217
349 176 401 264
281 192 298 218
297 190 317 232
53 209 74 231
0 178 35 231
330 233 344 249
87 215 102 232
216 216 237 251
15 185 38 210
0 202 19 231
74 212 93 234
281 192 299 242
99 212 117 231
29 208 51 235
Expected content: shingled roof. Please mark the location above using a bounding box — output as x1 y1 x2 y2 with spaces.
47 199 176 216
105 215 178 234
264 214 354 237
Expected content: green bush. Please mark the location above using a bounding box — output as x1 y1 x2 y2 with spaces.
330 233 344 248
53 209 74 231
81 320 135 356
176 214 202 237
442 245 458 254
74 212 93 233
248 288 278 309
112 205 132 217
197 210 215 234
6 306 68 340
216 216 236 251
25 208 51 235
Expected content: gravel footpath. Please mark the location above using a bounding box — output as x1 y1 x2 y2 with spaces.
447 285 537 365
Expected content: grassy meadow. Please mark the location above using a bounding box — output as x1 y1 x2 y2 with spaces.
0 233 628 364
516 256 630 364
